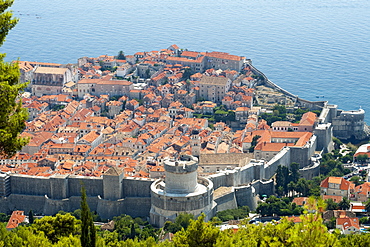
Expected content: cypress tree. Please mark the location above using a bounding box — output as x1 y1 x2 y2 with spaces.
28 210 34 224
0 0 29 158
80 186 96 247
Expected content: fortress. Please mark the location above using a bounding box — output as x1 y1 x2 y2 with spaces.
150 155 216 227
0 100 366 226
0 61 368 226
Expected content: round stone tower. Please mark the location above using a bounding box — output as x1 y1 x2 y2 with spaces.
150 154 216 227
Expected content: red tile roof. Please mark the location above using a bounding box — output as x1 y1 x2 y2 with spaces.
6 211 26 229
337 217 360 230
320 177 353 191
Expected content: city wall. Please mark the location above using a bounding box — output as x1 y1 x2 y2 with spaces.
234 185 258 211
1 130 321 220
1 162 273 219
299 161 320 180
214 191 237 212
1 173 153 219
250 62 368 141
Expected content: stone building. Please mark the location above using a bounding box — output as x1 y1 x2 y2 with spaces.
205 52 245 71
320 177 354 198
190 130 201 157
106 101 123 118
77 77 133 99
330 107 366 140
32 67 72 96
150 154 216 227
199 76 231 103
165 56 206 73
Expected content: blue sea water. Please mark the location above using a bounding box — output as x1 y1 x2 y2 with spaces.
1 0 370 123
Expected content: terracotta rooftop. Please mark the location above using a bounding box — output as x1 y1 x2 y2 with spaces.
6 211 26 229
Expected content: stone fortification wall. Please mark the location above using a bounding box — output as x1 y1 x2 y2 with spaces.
321 104 367 140
295 98 326 111
0 139 323 221
208 160 264 189
251 62 367 141
103 172 123 200
214 190 237 212
263 147 291 179
150 155 216 227
331 109 366 140
299 161 320 180
234 185 257 211
67 176 103 197
317 103 332 124
45 196 99 216
290 135 317 168
250 180 274 198
122 197 152 218
97 197 151 220
250 62 328 111
314 123 334 153
122 177 153 197
96 200 127 220
199 153 252 172
10 174 51 196
249 63 296 100
44 197 71 215
249 63 328 111
1 173 152 219
150 180 213 212
50 175 69 199
0 194 46 215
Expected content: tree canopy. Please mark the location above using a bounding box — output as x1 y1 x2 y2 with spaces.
80 186 96 247
0 0 29 157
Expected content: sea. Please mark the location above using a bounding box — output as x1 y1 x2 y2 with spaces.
1 0 369 123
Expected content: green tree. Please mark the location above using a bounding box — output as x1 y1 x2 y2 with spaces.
72 208 82 219
340 232 370 247
129 221 136 239
216 206 249 222
290 162 300 183
164 213 194 234
114 214 134 240
174 213 194 230
80 186 96 247
275 165 290 195
338 197 350 210
295 178 309 197
217 197 339 247
325 198 339 210
356 154 368 164
350 175 364 186
33 213 77 243
182 67 193 80
173 213 219 247
117 50 126 60
341 154 352 164
248 135 261 153
365 199 370 215
10 226 51 246
0 212 9 222
0 0 29 157
28 209 34 224
332 137 342 150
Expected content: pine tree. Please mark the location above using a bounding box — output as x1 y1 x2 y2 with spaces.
173 213 219 247
80 186 96 247
117 51 125 60
0 0 29 158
